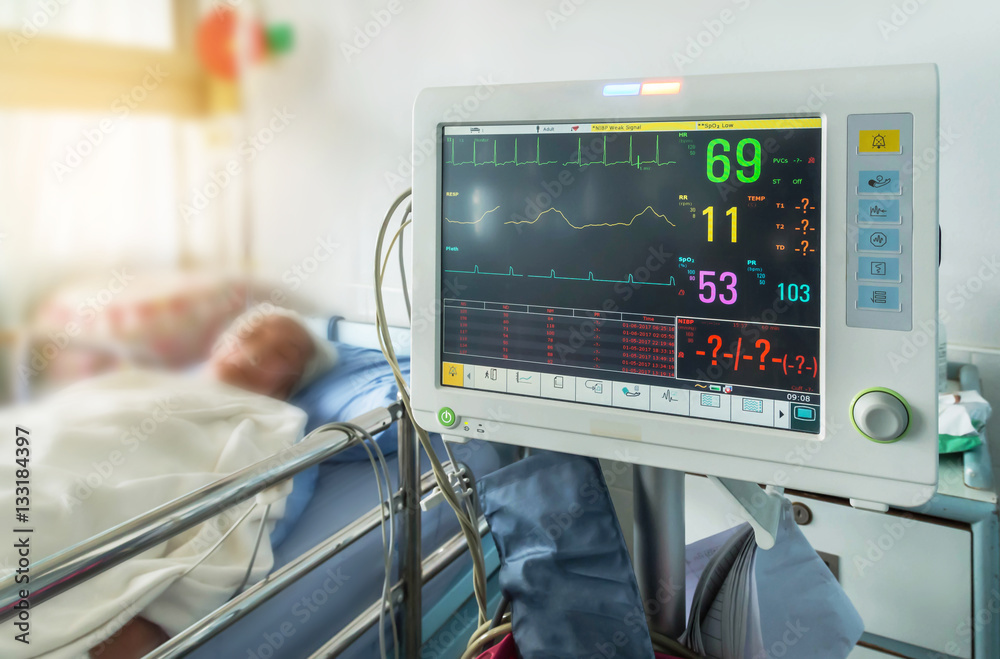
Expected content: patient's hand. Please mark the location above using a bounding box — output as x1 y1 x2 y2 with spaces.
89 616 168 659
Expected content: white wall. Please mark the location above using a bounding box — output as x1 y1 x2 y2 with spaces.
249 0 1000 460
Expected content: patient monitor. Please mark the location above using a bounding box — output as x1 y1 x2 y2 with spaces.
411 65 939 507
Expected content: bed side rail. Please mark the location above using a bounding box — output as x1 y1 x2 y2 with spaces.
0 403 404 622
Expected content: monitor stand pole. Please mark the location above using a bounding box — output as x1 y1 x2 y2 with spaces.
633 465 687 641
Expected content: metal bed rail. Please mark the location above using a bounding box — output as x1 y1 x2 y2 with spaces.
312 517 490 659
0 403 480 657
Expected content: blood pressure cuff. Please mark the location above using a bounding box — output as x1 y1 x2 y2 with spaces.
478 451 655 659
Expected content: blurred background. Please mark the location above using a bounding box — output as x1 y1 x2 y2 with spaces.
0 1 997 444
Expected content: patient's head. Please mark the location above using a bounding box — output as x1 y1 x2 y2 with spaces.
208 305 335 400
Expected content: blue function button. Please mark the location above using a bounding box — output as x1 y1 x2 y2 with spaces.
858 257 900 282
790 404 819 432
858 285 901 311
858 228 900 252
858 170 900 195
859 198 900 223
793 406 815 421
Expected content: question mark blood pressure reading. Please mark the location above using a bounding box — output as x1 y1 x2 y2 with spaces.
755 339 770 371
707 334 722 366
686 319 819 390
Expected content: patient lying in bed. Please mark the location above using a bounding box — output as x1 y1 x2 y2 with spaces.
86 306 337 659
0 306 335 659
87 306 335 659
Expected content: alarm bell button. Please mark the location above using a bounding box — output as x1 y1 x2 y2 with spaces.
852 390 909 442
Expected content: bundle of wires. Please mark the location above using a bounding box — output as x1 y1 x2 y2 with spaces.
228 416 400 658
373 190 491 647
371 189 706 659
322 421 399 659
459 594 512 659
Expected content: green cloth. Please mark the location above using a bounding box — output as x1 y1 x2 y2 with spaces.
939 433 983 454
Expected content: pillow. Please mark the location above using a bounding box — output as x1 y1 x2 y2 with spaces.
289 342 408 463
270 342 406 547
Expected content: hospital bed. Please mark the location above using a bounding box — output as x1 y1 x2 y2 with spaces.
0 318 513 658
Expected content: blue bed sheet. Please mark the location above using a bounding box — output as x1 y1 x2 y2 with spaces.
187 435 509 659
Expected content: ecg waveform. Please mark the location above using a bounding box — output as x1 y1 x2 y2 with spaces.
446 135 677 171
505 205 676 230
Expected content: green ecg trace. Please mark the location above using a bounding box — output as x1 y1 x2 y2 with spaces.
449 137 557 167
446 135 676 170
442 265 523 277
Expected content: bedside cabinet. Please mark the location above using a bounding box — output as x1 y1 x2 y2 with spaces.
684 363 998 659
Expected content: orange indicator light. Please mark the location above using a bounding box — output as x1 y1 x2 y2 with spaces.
640 81 681 95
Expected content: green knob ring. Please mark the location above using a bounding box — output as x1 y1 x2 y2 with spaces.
850 386 911 443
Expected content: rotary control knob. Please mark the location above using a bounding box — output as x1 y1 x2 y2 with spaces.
852 390 909 442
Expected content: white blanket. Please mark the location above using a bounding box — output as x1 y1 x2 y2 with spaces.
0 370 308 658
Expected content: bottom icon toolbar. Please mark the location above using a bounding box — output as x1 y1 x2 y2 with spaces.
441 363 816 431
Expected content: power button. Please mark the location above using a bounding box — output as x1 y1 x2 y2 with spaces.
437 407 457 428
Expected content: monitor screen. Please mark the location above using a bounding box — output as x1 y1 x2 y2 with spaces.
439 118 823 433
